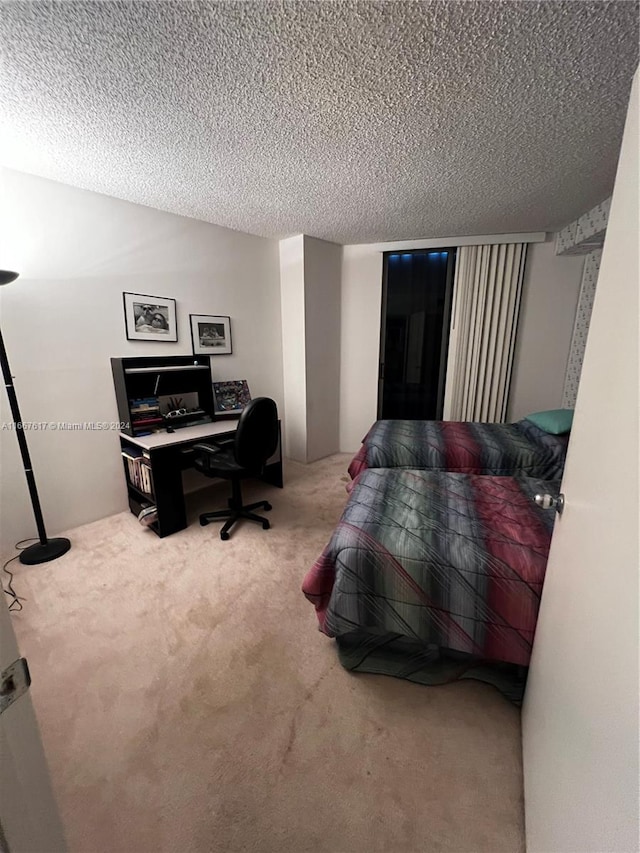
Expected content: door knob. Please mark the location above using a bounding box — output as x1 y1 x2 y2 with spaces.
534 492 565 515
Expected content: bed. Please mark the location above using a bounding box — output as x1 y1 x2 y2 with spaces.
347 417 569 481
302 467 559 703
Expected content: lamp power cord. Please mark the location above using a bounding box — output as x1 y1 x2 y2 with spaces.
2 539 34 612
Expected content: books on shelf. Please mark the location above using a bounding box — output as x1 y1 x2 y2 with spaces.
132 419 164 431
130 396 163 434
130 396 159 408
130 397 160 415
139 462 152 494
122 447 154 496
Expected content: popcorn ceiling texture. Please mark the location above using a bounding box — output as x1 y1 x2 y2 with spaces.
1 1 638 244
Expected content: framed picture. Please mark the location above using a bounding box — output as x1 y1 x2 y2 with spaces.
123 292 178 342
190 314 232 355
213 380 251 415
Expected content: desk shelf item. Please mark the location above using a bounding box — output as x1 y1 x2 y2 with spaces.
111 355 215 437
124 365 210 374
164 408 209 429
137 504 158 527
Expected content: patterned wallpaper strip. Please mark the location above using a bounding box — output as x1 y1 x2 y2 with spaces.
556 197 611 256
576 197 611 244
562 249 602 408
556 222 578 254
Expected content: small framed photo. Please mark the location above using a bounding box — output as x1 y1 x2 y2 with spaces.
190 314 232 355
123 292 177 342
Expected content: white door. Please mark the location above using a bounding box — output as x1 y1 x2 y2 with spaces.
522 70 639 852
0 598 66 852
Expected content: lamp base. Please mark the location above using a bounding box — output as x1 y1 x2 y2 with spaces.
19 537 71 565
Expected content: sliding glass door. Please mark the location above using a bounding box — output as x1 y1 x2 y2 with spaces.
378 250 456 420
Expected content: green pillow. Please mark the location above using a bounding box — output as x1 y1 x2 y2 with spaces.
525 408 574 435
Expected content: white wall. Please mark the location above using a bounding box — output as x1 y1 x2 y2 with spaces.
0 169 283 555
279 235 306 461
522 69 639 852
339 244 384 452
279 235 341 463
508 238 584 420
303 236 341 461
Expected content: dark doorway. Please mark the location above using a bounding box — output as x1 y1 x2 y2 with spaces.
378 250 456 420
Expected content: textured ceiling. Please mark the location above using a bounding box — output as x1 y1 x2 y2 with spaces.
0 1 638 244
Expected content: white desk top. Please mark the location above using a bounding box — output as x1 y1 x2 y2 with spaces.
120 419 239 451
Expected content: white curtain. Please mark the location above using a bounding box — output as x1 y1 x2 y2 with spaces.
443 243 527 422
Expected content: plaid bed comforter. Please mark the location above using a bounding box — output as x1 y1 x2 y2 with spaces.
303 468 558 670
347 418 568 480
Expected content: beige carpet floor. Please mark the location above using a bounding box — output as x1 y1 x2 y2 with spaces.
9 454 524 853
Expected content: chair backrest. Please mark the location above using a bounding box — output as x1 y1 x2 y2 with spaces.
234 397 279 469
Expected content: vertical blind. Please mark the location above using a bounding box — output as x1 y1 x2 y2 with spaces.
443 243 527 422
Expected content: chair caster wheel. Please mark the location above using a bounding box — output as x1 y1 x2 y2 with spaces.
263 502 272 511
200 518 209 526
262 520 270 530
220 531 230 541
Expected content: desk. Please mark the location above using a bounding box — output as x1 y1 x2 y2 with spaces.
119 421 283 537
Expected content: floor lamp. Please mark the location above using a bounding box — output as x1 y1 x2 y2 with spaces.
0 270 71 564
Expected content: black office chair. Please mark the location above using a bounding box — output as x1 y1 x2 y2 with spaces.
193 397 279 540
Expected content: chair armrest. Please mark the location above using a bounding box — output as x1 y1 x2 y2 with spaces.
192 442 223 457
215 437 235 447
